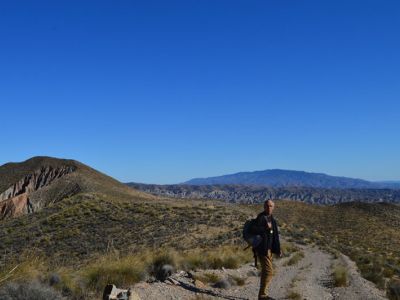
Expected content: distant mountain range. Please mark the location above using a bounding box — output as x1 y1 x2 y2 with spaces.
128 183 400 204
183 169 400 189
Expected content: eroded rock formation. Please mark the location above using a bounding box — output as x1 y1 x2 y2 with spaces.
0 165 76 219
127 183 400 205
0 193 33 219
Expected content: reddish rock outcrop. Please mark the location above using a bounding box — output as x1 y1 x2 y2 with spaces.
0 166 75 201
0 165 75 219
0 193 33 219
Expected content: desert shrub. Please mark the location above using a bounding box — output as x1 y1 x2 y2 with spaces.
228 274 246 286
48 273 61 286
287 291 301 300
0 280 62 300
213 278 231 289
180 255 205 271
194 272 220 284
361 263 385 289
83 255 147 293
383 267 395 278
148 251 176 281
180 246 251 271
280 241 299 256
210 256 239 269
387 278 400 300
333 265 348 287
285 251 304 266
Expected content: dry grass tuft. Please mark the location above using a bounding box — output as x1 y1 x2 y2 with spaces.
284 251 305 266
287 291 301 300
332 265 348 287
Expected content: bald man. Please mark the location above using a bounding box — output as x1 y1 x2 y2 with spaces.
253 200 282 300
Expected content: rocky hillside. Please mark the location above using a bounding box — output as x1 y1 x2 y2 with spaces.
127 183 400 204
0 156 146 220
184 169 400 189
0 156 249 269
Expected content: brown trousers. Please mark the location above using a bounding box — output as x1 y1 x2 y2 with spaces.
258 250 274 299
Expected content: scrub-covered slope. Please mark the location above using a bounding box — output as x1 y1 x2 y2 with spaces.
0 156 148 219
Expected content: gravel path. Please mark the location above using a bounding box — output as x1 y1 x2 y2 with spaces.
132 243 387 300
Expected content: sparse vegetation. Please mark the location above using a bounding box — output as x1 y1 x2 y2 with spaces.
228 274 246 286
270 200 400 288
0 280 63 300
280 241 300 257
0 244 251 299
287 291 302 300
387 278 400 300
193 273 221 284
285 251 305 266
1 158 399 298
83 254 147 293
332 265 348 287
213 278 231 289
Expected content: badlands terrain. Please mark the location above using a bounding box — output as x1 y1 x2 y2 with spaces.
0 157 399 299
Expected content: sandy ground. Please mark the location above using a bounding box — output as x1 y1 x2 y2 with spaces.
132 243 387 300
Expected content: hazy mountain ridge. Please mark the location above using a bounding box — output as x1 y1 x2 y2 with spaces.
128 182 400 204
184 169 400 189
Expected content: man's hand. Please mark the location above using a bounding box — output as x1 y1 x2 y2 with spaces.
279 251 283 258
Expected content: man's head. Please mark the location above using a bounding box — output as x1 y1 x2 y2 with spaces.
264 200 275 216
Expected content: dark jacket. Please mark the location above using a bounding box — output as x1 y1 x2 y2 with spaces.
253 212 281 256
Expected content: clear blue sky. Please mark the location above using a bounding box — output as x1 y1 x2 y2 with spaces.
1 1 399 183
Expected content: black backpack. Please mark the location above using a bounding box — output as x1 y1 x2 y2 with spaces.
242 218 262 267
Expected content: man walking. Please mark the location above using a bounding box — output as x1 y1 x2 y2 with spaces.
254 200 282 300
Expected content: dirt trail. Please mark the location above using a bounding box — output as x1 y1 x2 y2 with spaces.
133 243 387 300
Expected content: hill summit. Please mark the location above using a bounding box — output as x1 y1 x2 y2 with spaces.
0 156 143 219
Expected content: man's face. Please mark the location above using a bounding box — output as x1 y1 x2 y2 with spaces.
264 200 274 215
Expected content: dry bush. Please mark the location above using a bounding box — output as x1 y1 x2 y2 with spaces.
284 251 304 266
194 272 221 284
228 274 246 286
0 280 62 300
287 291 301 300
332 265 348 287
387 278 400 300
82 253 148 293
